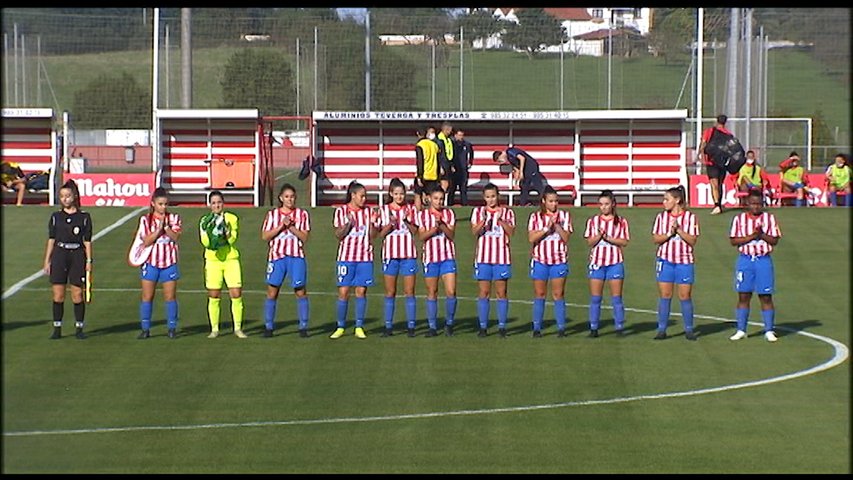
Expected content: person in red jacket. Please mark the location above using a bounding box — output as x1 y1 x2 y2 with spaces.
696 114 732 215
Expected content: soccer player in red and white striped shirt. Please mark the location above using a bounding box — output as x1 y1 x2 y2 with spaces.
378 178 420 337
651 186 700 341
418 184 457 337
471 183 516 337
261 183 311 338
728 189 782 342
330 181 380 339
583 190 630 337
528 185 572 337
136 187 182 339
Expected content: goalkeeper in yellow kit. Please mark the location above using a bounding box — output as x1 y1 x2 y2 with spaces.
199 190 246 338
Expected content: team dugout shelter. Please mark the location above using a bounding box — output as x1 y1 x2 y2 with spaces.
155 109 263 207
310 109 688 207
1 108 60 205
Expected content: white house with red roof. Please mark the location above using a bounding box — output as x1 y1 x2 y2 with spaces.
473 7 651 56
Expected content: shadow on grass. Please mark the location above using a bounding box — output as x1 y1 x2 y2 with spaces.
1 319 46 332
774 319 824 337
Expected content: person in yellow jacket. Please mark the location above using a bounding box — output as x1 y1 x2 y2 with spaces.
199 190 246 338
1 161 27 206
414 126 440 210
736 151 770 206
825 153 851 207
436 121 455 195
779 152 810 207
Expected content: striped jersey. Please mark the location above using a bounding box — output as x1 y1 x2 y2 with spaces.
139 212 182 268
418 207 456 265
472 206 515 265
334 205 377 262
584 214 630 267
528 209 573 265
380 203 419 260
263 207 311 260
730 211 782 256
652 210 700 264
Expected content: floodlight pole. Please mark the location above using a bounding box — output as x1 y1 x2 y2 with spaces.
153 8 160 180
695 8 704 175
365 9 371 112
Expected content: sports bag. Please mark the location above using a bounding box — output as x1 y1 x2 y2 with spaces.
704 128 746 174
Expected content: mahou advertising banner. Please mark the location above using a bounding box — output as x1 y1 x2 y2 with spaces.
65 173 156 206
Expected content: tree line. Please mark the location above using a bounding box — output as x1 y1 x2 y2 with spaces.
3 8 846 129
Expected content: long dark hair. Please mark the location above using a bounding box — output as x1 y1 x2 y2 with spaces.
387 177 406 205
208 189 224 205
345 180 365 205
482 182 499 205
665 185 687 209
277 183 296 208
60 179 81 210
148 186 169 221
599 189 619 225
539 185 558 216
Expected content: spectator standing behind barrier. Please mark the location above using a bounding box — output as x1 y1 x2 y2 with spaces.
331 181 380 339
737 150 771 206
583 190 630 337
825 153 851 207
378 178 420 337
492 146 546 206
1 161 27 206
696 114 732 215
43 180 92 340
728 189 782 342
414 126 440 211
449 128 474 206
651 186 700 341
417 185 458 337
436 121 455 196
200 190 246 339
527 185 572 338
471 183 516 338
261 183 311 338
136 187 182 339
779 151 810 207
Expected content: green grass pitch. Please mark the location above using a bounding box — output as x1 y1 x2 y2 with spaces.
2 182 849 473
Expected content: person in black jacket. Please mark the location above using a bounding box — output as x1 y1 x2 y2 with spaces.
448 129 475 206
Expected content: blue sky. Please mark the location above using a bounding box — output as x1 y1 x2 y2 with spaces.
336 8 367 23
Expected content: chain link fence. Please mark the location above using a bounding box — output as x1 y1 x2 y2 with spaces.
2 8 850 164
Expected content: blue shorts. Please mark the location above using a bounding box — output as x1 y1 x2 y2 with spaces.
336 261 374 287
382 258 418 277
140 263 180 283
734 254 775 294
424 259 457 278
587 262 625 281
655 258 695 285
267 256 307 289
529 260 568 281
474 263 512 281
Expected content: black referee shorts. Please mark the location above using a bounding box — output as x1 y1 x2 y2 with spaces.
50 248 86 287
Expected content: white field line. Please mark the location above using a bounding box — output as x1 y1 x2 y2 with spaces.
3 289 848 438
2 207 147 301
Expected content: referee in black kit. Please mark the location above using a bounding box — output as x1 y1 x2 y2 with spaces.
42 180 93 340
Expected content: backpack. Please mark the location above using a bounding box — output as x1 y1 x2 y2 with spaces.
25 171 49 190
704 128 746 174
